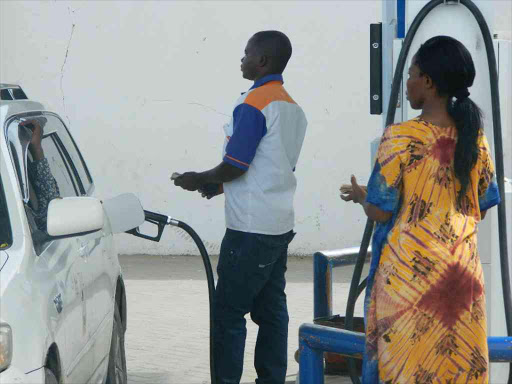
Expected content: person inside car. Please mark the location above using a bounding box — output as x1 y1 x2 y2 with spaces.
19 118 60 232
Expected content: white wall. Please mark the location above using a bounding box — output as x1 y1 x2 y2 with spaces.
1 1 509 256
1 1 384 255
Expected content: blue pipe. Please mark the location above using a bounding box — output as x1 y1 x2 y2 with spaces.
299 324 365 384
299 324 512 381
313 248 372 319
489 337 512 363
397 0 406 38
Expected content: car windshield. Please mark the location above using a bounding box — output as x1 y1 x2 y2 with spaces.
0 173 13 248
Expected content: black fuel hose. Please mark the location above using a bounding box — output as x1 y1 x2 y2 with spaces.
175 220 217 384
345 220 373 384
344 1 511 383
139 211 217 384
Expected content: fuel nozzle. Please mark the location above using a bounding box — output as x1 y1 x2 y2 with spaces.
126 210 179 242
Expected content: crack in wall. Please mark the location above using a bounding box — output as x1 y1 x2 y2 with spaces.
187 102 230 117
147 99 230 118
60 7 76 126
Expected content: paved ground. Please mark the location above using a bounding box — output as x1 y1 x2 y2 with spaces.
120 254 368 384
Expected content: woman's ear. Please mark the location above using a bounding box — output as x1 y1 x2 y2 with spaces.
424 73 434 90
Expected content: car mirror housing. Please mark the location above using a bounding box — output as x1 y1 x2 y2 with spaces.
47 197 104 237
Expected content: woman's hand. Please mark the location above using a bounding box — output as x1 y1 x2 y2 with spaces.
341 175 392 222
340 175 367 205
20 120 44 160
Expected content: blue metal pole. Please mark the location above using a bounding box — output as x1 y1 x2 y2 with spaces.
299 323 365 356
397 0 406 38
299 331 324 384
488 337 512 362
299 323 365 384
298 323 512 383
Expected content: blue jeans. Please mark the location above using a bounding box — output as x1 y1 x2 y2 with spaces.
214 228 295 384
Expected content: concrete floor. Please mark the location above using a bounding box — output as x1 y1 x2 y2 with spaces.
120 254 367 384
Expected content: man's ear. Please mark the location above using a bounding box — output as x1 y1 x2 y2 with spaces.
259 55 268 68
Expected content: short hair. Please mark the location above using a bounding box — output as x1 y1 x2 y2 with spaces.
251 31 292 74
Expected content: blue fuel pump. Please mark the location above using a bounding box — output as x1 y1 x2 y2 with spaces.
343 1 511 383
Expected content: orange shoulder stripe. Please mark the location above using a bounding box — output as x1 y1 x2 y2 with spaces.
225 155 249 167
244 82 296 111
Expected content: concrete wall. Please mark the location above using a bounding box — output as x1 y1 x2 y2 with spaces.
1 1 384 255
1 1 510 256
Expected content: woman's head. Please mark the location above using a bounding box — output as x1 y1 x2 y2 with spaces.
408 36 483 206
407 36 476 109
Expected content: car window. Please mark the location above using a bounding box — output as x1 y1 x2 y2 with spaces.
45 115 93 195
6 114 84 254
37 133 80 198
0 175 13 249
0 89 13 100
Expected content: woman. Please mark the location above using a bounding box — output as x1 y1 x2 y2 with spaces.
341 36 500 383
21 118 60 232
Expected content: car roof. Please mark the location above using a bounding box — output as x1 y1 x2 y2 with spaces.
0 83 23 89
1 83 29 101
0 100 46 140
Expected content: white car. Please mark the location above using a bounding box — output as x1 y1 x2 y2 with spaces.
0 84 144 384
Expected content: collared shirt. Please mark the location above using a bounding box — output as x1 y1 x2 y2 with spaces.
222 74 307 235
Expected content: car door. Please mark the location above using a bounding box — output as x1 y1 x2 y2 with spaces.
5 114 90 382
47 114 115 375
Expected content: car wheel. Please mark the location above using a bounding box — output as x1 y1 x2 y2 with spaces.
106 305 127 384
45 367 58 384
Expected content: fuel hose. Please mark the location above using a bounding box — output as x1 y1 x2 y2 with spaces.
133 211 217 384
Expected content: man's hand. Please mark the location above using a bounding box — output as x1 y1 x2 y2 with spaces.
174 172 204 191
199 184 223 200
173 161 246 193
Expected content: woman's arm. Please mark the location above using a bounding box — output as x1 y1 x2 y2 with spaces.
362 201 392 223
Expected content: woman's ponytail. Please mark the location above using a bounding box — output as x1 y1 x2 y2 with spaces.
447 93 483 204
415 36 483 206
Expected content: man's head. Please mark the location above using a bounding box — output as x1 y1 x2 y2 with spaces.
240 31 292 81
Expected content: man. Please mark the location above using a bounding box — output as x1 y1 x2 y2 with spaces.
174 30 307 384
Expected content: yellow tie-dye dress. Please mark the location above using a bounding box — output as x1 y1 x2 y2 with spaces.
363 118 500 384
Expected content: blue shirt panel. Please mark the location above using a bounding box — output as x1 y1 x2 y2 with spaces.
224 103 267 170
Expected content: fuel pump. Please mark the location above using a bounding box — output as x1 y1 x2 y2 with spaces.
343 1 511 383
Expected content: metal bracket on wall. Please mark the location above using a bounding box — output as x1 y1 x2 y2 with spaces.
370 23 383 115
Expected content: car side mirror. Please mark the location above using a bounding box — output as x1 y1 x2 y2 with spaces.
47 197 104 237
102 193 145 234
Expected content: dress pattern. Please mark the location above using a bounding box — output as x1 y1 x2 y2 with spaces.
363 118 500 383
